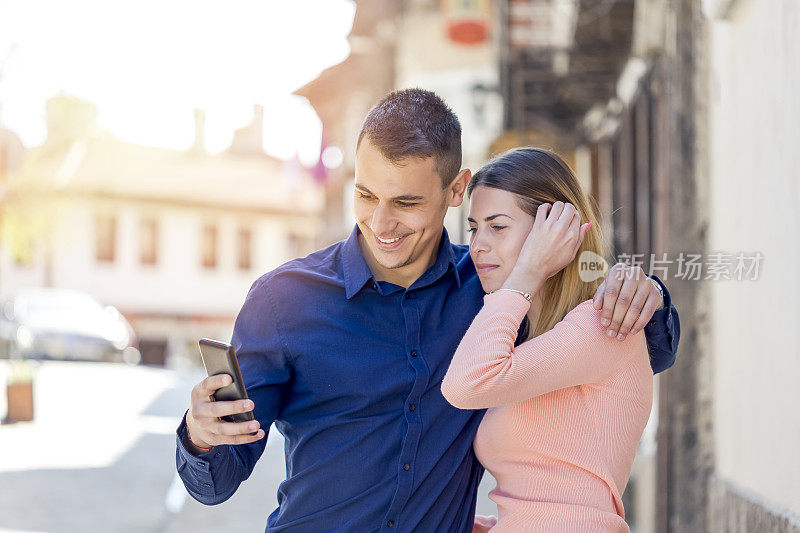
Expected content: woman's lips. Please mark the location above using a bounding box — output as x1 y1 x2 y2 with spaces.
476 264 499 274
374 233 408 250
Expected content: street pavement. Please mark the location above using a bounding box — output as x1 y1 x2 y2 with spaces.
0 360 496 532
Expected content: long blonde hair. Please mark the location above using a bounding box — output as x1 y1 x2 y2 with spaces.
468 146 610 339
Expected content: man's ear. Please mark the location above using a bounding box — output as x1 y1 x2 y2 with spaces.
447 169 472 208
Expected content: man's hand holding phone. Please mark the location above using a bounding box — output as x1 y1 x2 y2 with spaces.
185 373 265 452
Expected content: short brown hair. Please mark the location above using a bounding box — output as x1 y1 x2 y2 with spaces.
357 88 462 188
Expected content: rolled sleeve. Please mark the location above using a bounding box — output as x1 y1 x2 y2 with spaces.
643 274 681 374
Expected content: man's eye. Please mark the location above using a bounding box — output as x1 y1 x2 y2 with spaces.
397 202 417 208
491 226 506 231
467 227 476 234
357 193 375 200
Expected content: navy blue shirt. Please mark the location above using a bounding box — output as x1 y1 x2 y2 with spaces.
175 224 680 532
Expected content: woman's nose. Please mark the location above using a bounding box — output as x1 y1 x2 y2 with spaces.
471 229 490 253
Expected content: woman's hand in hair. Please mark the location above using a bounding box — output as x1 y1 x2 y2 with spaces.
503 201 590 295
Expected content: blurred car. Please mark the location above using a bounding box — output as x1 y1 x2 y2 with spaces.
0 288 141 364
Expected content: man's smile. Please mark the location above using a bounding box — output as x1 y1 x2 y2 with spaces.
374 233 410 250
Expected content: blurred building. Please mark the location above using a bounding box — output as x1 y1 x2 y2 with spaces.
1 95 323 366
295 0 504 247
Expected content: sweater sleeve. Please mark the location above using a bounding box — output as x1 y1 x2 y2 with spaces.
441 291 647 410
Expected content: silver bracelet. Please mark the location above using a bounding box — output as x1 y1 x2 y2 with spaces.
488 288 532 302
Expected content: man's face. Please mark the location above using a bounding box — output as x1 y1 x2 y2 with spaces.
353 137 453 277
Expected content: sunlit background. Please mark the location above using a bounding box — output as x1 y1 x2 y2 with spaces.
1 0 799 532
0 0 357 161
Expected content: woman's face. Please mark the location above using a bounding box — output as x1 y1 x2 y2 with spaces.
467 185 536 293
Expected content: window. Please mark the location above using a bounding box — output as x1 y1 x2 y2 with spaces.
237 227 252 270
140 217 158 265
201 224 217 269
96 215 116 263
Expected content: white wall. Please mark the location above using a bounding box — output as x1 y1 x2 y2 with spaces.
707 0 800 514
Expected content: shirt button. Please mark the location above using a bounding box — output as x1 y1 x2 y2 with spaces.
214 452 221 458
410 350 418 357
387 521 394 527
403 463 410 471
409 404 416 412
404 293 411 299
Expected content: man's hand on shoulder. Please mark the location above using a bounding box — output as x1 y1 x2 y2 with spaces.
592 263 665 341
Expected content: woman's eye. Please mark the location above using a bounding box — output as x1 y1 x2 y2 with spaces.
466 226 505 234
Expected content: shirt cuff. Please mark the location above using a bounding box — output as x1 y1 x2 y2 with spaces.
643 274 679 373
175 409 229 498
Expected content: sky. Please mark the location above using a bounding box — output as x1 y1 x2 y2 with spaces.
0 0 356 165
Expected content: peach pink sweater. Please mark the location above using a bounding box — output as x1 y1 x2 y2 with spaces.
441 291 653 532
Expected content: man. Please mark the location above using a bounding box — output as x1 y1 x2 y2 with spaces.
175 89 680 532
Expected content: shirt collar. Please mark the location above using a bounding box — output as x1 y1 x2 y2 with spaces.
342 224 462 300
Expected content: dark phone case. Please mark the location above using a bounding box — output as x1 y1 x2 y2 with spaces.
198 338 257 435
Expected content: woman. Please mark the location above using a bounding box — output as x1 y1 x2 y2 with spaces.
441 147 653 532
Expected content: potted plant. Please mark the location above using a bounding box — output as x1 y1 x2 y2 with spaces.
5 357 35 423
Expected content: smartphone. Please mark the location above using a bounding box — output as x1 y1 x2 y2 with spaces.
198 338 257 435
